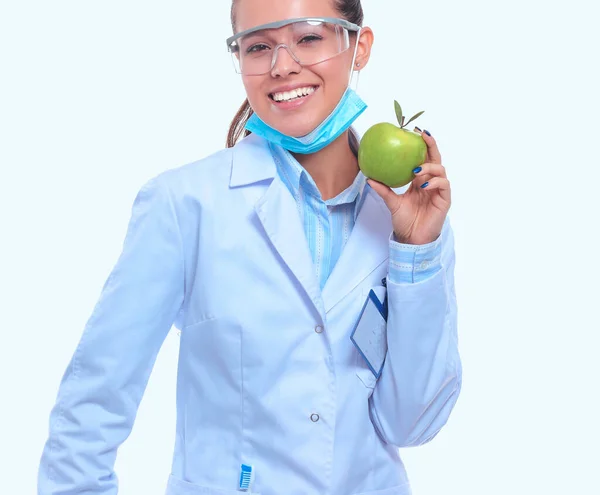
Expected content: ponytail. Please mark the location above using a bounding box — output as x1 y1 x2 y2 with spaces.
226 99 254 148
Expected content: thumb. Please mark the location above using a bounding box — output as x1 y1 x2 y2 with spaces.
367 179 399 213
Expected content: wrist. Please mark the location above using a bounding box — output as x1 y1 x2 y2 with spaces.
393 231 438 245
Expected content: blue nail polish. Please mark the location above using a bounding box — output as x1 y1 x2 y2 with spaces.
414 126 422 132
413 166 422 174
421 181 429 189
424 130 431 137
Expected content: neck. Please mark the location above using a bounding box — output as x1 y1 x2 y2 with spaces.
291 130 359 201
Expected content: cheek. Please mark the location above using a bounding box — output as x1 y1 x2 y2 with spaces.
318 63 351 109
242 77 263 107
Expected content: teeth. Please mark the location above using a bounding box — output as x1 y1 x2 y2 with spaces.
272 86 316 102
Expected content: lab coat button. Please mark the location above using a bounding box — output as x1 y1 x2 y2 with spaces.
310 413 320 422
315 325 324 334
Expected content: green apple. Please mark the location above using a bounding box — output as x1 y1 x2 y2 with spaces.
358 101 427 188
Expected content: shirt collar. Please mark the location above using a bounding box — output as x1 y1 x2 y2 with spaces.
269 142 367 218
269 142 304 198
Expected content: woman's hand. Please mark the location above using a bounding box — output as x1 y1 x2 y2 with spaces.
367 129 451 245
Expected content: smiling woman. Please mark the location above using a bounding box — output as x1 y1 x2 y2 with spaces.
37 0 461 494
226 0 366 147
225 10 370 155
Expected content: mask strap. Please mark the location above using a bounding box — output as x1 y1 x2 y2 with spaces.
348 27 362 91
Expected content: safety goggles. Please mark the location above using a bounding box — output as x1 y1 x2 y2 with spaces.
226 17 361 76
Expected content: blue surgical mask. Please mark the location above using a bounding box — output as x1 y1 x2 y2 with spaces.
244 87 367 154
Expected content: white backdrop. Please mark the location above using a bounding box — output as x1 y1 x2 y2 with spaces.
1 0 599 493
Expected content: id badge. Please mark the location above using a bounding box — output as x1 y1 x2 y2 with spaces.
350 286 388 378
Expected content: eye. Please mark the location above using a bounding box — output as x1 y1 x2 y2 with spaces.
247 43 270 54
299 35 322 44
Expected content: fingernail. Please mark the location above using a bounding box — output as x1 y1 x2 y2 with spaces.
413 166 422 174
424 129 431 136
414 126 422 132
420 181 429 189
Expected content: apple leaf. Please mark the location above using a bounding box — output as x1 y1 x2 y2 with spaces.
394 100 403 127
405 111 425 127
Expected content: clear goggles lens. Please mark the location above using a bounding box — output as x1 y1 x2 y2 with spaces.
227 20 356 76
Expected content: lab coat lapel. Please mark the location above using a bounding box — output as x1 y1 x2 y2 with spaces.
231 135 325 320
321 186 391 314
230 135 324 320
253 164 326 322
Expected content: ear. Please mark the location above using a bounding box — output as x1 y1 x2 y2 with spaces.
354 27 374 70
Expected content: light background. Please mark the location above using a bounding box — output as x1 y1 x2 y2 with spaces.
1 0 599 493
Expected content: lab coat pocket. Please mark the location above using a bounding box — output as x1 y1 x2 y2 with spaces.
166 474 261 495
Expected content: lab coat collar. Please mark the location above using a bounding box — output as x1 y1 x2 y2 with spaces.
229 133 276 187
230 135 325 316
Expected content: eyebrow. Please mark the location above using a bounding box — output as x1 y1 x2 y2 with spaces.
237 23 331 45
237 26 290 46
227 17 359 48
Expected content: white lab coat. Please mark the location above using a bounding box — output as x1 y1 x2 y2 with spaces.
38 133 462 495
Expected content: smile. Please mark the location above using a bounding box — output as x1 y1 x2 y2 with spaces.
269 86 318 102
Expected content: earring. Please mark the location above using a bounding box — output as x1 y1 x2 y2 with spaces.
356 62 361 67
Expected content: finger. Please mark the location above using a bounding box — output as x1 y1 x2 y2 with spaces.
367 179 400 214
415 128 442 164
413 162 446 179
420 177 451 203
412 173 433 189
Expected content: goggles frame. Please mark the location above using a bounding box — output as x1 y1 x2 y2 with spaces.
226 16 361 51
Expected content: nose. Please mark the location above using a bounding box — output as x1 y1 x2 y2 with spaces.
270 45 301 77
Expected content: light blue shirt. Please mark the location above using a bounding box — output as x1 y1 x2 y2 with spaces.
269 143 443 288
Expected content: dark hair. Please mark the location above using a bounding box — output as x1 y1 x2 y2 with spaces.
226 0 364 148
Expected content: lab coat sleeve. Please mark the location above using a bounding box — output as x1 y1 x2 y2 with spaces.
368 216 462 448
37 175 185 495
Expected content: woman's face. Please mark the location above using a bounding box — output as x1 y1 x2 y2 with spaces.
233 0 372 138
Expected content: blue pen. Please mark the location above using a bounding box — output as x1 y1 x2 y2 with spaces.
381 278 388 321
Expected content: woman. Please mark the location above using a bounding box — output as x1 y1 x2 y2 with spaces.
38 0 462 493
